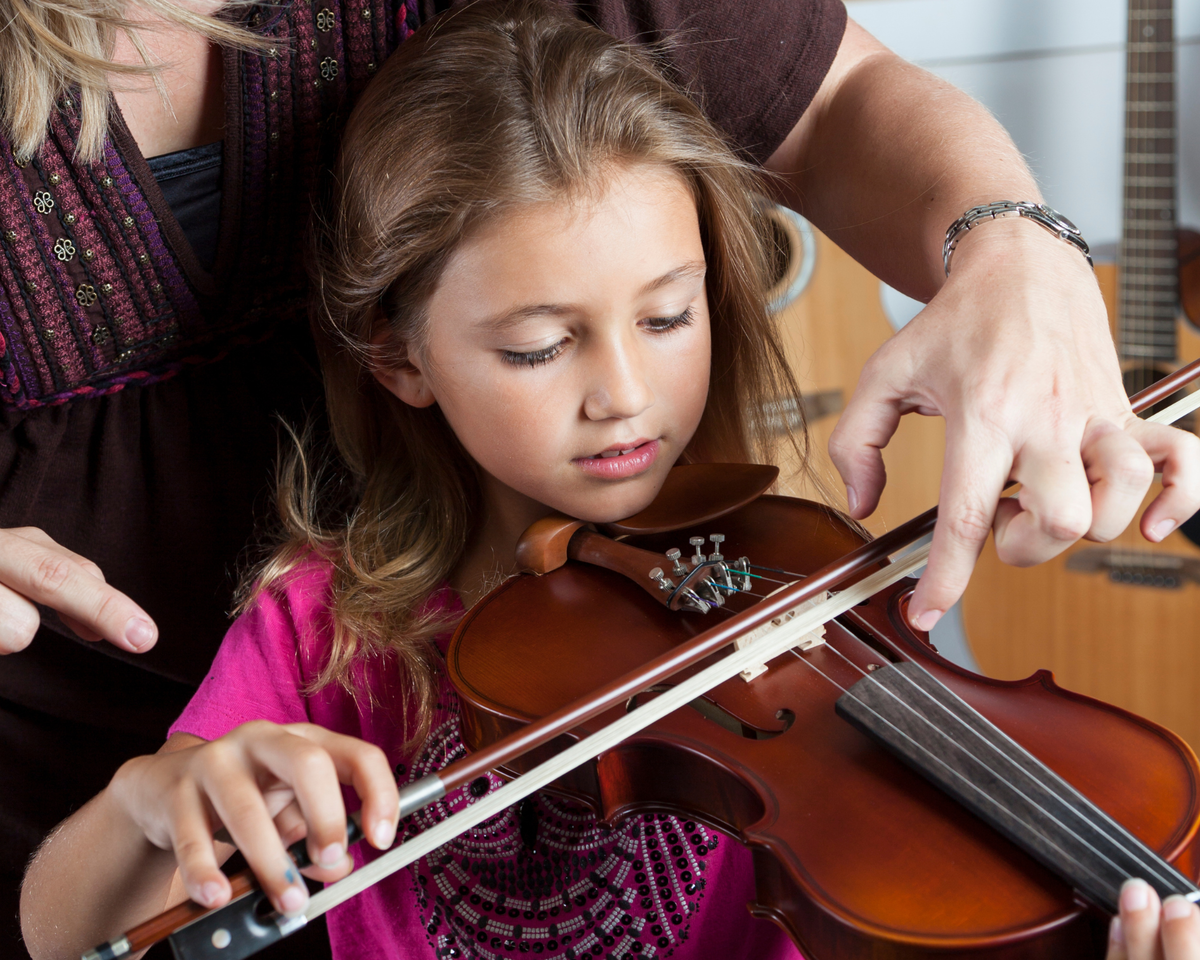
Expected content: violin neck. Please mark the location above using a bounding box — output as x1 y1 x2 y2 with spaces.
836 663 1199 914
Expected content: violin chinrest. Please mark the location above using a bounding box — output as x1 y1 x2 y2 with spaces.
600 462 778 535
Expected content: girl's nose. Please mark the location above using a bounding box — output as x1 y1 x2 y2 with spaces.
582 337 655 421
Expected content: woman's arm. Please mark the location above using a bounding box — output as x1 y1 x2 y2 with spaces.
766 20 1200 630
20 725 400 960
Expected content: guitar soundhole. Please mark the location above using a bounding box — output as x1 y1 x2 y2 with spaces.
764 214 792 290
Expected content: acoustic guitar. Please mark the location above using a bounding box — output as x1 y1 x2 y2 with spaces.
961 0 1200 749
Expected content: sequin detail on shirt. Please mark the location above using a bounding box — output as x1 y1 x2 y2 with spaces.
399 709 716 959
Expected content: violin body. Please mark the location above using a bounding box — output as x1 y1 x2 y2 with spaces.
449 495 1200 959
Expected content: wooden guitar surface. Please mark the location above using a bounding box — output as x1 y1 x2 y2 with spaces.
771 224 945 535
963 262 1200 750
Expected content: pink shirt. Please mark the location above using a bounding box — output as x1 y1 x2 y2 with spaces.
171 559 800 960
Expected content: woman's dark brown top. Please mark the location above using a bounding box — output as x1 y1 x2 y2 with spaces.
0 0 846 734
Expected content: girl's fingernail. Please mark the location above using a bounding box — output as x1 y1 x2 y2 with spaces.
124 617 156 650
1121 878 1150 912
280 885 308 914
1152 519 1177 540
201 881 223 906
1163 896 1193 921
914 609 943 632
1108 916 1123 945
318 842 345 867
374 822 396 849
847 486 859 514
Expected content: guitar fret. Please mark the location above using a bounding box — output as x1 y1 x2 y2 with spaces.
1125 199 1174 208
1126 102 1174 111
1124 177 1175 187
1119 345 1177 358
1121 258 1178 268
1121 276 1178 287
1122 239 1177 249
1120 291 1178 303
1127 74 1174 82
1128 41 1173 50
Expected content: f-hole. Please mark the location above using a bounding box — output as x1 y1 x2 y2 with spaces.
626 685 794 740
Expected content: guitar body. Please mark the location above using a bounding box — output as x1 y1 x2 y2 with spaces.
962 261 1200 749
770 219 945 535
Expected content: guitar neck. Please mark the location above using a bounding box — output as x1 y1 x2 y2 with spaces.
1119 0 1179 364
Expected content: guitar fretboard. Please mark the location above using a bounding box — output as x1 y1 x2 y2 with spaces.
1120 0 1179 363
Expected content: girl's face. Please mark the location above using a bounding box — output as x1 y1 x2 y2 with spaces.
377 163 711 526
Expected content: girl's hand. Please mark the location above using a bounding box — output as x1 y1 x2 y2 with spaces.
111 724 400 916
1107 879 1200 960
0 526 158 653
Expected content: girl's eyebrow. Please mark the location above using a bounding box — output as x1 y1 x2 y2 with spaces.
478 260 707 333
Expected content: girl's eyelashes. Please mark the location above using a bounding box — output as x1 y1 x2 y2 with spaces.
499 305 696 368
502 341 565 368
644 305 695 333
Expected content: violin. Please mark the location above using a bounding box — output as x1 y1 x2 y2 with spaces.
91 362 1200 960
448 464 1200 959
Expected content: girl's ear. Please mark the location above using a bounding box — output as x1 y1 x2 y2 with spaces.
369 308 438 408
372 361 437 408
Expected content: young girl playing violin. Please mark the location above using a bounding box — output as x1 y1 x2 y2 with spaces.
18 4 1200 960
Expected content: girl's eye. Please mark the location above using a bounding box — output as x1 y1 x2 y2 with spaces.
502 340 565 367
644 306 695 332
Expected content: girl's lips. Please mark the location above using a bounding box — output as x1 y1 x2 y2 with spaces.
574 439 660 479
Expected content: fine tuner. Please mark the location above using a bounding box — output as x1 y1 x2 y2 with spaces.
647 533 754 614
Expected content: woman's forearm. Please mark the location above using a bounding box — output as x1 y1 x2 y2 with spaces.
766 19 1043 301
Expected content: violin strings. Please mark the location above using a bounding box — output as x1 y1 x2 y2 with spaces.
848 644 1194 895
780 649 1152 900
785 642 1189 897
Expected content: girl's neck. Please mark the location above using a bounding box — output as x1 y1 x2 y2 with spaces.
451 474 555 610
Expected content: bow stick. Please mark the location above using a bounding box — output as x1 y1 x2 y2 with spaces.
86 358 1200 960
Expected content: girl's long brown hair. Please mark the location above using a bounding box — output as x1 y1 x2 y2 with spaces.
254 0 813 745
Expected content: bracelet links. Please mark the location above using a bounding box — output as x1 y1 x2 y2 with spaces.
943 201 1093 276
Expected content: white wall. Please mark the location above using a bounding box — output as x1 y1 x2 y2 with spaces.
845 0 1200 250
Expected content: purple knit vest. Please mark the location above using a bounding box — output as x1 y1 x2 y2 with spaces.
0 0 416 409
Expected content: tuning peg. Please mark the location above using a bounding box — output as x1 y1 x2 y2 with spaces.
689 536 707 565
708 534 725 562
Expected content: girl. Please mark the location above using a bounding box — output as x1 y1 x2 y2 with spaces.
19 4 1200 960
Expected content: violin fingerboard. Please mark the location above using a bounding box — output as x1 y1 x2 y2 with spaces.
836 662 1198 914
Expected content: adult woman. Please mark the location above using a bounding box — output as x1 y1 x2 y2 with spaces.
3 1 1197 958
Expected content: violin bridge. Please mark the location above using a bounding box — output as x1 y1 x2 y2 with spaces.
735 591 829 682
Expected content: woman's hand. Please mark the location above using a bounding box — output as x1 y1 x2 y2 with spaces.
1108 879 1200 960
111 723 400 916
0 526 158 653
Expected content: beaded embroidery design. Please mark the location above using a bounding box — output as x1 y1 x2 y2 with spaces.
400 708 714 959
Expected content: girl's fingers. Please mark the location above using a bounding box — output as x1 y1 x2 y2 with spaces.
1160 896 1200 960
1126 421 1200 542
285 724 400 852
1080 420 1155 543
167 781 233 910
1115 879 1164 960
198 736 310 916
241 725 354 871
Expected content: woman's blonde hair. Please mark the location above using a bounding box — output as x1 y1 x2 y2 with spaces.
256 0 813 744
0 0 265 162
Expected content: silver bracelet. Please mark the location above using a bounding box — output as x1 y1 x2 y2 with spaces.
943 201 1093 276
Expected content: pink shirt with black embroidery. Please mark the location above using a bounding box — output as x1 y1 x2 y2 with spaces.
170 558 800 960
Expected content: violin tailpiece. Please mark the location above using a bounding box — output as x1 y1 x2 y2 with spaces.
836 662 1200 914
